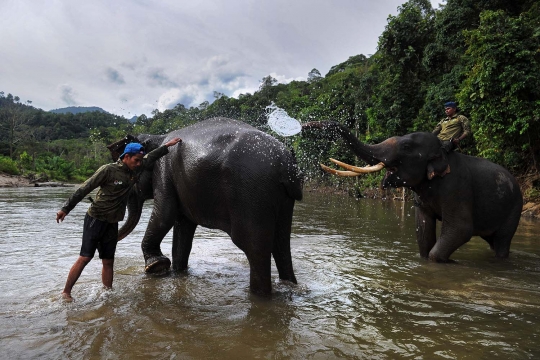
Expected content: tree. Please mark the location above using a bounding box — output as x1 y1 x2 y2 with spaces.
259 75 278 90
0 93 31 159
369 0 436 136
307 68 322 83
135 114 151 127
199 101 210 110
458 5 540 171
213 91 225 99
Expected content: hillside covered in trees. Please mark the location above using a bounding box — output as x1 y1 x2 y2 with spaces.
1 0 539 198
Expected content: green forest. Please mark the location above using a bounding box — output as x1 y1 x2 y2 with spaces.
1 0 539 199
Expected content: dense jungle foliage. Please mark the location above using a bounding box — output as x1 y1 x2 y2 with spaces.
1 0 539 197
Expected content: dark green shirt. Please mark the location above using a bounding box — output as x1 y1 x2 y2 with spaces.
61 145 169 223
433 114 471 141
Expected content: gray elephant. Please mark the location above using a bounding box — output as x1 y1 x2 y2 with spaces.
302 121 523 262
108 117 303 296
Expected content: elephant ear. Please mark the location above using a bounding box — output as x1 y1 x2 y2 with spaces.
107 134 140 162
138 134 166 152
426 149 450 180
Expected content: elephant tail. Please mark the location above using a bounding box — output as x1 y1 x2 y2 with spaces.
281 152 303 201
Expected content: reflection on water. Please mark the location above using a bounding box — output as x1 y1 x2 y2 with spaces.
0 187 540 358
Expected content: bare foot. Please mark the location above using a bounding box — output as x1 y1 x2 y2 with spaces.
62 292 73 302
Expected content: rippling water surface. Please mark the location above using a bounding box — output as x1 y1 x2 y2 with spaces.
1 187 540 359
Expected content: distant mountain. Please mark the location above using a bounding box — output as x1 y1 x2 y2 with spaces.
49 107 139 122
49 106 108 114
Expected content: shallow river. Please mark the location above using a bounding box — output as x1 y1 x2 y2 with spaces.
1 187 540 359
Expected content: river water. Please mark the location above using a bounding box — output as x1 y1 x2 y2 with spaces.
1 187 540 359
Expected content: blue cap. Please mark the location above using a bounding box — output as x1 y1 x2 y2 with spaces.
120 143 145 159
444 101 457 108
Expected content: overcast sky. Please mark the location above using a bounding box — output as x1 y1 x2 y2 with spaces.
1 0 441 118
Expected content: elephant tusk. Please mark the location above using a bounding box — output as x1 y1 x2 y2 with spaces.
329 158 385 173
320 163 362 177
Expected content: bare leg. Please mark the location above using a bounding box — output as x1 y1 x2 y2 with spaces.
62 256 92 301
101 258 114 288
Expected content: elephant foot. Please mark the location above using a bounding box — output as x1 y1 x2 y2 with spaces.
144 255 171 274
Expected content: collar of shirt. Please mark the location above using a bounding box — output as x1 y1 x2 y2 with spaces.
116 160 134 174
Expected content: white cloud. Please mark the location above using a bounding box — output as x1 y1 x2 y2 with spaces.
0 0 442 118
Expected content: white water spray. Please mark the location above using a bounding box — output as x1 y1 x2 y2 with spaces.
265 103 301 137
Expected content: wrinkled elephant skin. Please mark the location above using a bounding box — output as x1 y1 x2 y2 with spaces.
303 121 523 262
111 118 303 296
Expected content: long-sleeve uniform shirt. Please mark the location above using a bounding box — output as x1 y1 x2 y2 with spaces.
61 145 169 223
433 114 471 141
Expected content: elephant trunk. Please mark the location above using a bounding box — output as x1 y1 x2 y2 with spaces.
302 121 392 177
118 185 144 241
302 121 383 165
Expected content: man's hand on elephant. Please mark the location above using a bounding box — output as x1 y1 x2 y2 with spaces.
56 210 67 223
452 138 460 145
165 138 182 147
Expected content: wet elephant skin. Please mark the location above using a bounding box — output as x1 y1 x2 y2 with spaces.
110 117 303 296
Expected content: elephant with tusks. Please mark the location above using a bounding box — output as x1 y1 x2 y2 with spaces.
303 121 523 262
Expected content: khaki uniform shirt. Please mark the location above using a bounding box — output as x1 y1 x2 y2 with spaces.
61 145 169 223
433 114 471 141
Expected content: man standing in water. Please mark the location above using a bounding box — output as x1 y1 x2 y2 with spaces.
432 101 471 152
56 138 181 302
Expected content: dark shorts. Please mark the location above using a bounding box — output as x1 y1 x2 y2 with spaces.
80 213 119 259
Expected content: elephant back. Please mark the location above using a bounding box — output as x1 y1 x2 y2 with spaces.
171 117 303 201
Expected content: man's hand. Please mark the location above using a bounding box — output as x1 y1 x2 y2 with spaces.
165 138 182 147
56 210 67 223
452 138 460 145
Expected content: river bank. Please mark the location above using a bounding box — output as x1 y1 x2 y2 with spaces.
0 173 33 187
2 172 539 219
305 181 540 220
0 173 74 188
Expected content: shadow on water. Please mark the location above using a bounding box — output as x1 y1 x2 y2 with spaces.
1 188 540 359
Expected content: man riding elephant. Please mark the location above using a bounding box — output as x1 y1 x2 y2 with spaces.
432 101 471 152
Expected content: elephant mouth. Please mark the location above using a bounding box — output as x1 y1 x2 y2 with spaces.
319 158 385 177
382 167 399 188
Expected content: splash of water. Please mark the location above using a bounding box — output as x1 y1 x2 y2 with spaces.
265 103 301 137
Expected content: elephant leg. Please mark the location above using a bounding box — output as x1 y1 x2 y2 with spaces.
491 230 513 258
272 201 297 284
415 206 436 258
248 248 272 297
429 217 473 262
496 205 522 258
171 217 197 272
230 222 273 296
482 233 511 258
482 212 520 258
141 192 178 273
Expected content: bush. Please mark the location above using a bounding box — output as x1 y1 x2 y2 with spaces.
35 155 75 181
19 151 33 171
0 155 20 175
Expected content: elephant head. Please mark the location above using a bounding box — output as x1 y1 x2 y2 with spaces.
302 121 450 189
106 134 166 240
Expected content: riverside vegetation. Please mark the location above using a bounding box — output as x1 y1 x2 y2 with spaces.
0 0 539 205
